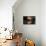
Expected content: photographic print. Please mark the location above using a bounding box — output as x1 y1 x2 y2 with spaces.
23 16 35 24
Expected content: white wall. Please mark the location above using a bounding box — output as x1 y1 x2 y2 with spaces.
41 0 46 46
13 0 46 46
0 0 16 30
13 0 41 46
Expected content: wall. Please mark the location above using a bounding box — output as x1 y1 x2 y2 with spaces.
13 0 41 46
41 0 46 46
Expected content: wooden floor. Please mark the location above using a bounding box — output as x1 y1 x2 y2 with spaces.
0 39 16 46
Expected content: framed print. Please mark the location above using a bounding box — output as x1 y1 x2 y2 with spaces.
23 16 35 24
